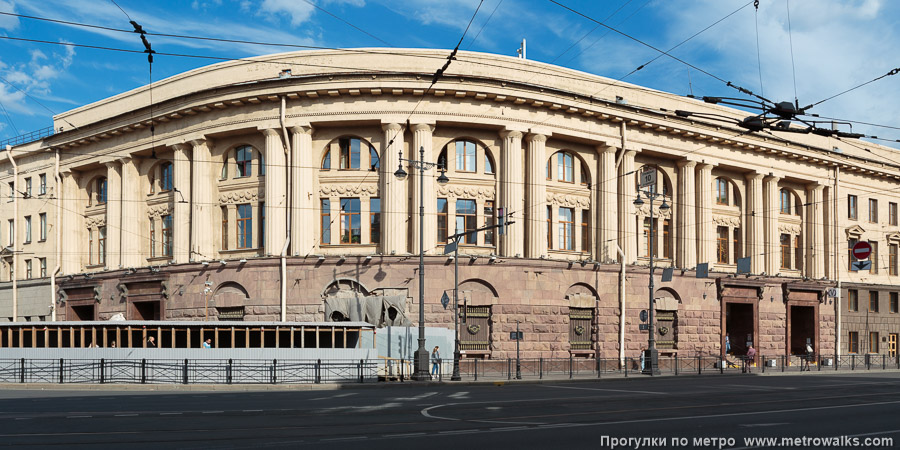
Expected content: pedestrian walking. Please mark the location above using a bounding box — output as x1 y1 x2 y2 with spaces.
431 346 440 379
804 342 813 371
725 333 731 355
745 345 756 373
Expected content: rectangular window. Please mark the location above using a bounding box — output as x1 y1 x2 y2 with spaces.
780 234 791 269
849 194 858 219
780 190 791 214
869 198 878 223
891 202 898 226
557 153 574 183
7 219 11 246
150 219 156 258
259 202 265 250
547 206 552 249
794 235 802 272
24 177 31 197
162 215 173 257
98 226 106 265
338 138 361 170
891 244 898 276
848 289 859 312
237 204 253 249
437 198 448 243
733 228 742 261
39 258 46 278
88 229 93 266
662 219 671 259
39 213 46 241
848 238 858 271
483 200 494 246
24 216 31 243
39 174 46 195
642 218 658 258
321 199 331 245
370 198 381 245
25 259 32 279
161 163 174 190
339 198 361 244
220 207 228 251
848 331 859 354
870 291 880 313
559 207 574 251
891 292 898 314
871 242 879 274
715 178 728 205
870 332 879 354
455 140 476 172
583 210 592 254
456 199 477 244
717 226 729 264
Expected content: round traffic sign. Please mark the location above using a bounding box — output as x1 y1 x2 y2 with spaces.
639 310 648 323
852 241 872 260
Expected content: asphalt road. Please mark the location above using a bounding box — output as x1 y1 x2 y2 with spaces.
1 373 899 449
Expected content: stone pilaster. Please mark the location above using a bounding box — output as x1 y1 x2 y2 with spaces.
411 123 436 254
60 170 83 274
290 125 314 256
172 144 191 264
696 163 714 266
763 175 781 275
499 129 524 258
596 145 617 262
119 157 142 268
261 128 287 255
190 139 216 260
525 133 547 258
746 172 764 274
806 183 825 278
677 160 697 269
381 123 407 255
823 185 834 279
103 160 122 268
618 149 638 262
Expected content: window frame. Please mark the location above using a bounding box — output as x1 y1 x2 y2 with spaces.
848 331 859 354
558 207 574 251
455 199 477 244
715 178 729 205
484 200 494 246
39 213 46 241
24 177 31 197
870 332 879 354
583 210 592 254
870 291 879 313
237 203 253 249
716 226 729 264
160 163 174 191
39 258 46 278
869 198 878 223
320 199 331 245
437 198 448 243
780 233 791 269
557 152 574 183
24 216 31 244
455 140 477 173
150 218 156 258
221 206 228 251
370 198 381 245
891 244 898 276
339 138 362 170
235 146 253 178
98 226 106 266
162 215 173 257
39 174 46 195
891 202 898 226
848 289 859 312
848 194 858 219
339 198 362 244
890 292 898 314
780 189 791 214
97 178 108 204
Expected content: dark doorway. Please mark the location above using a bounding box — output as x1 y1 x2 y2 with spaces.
790 305 815 355
726 303 754 356
69 304 94 321
132 301 161 320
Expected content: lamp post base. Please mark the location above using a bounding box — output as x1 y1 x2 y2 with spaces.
450 350 462 381
412 346 431 381
642 348 661 375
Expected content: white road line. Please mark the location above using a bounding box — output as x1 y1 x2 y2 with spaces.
160 412 182 415
448 392 469 399
542 385 667 395
723 384 795 391
242 409 263 413
14 418 31 420
383 432 426 438
310 393 358 401
439 429 479 435
320 436 367 441
490 426 528 431
114 414 138 417
67 416 91 419
202 411 224 414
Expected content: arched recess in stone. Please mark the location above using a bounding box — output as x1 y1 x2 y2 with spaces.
654 287 681 352
320 278 371 298
565 282 599 354
212 281 250 320
458 278 497 353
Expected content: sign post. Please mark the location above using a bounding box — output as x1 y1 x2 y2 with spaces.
852 241 873 271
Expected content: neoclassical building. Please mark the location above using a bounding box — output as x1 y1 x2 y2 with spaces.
1 49 898 360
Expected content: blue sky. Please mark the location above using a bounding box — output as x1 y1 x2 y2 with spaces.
1 0 899 146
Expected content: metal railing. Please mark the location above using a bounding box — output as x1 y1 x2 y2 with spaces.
0 126 54 148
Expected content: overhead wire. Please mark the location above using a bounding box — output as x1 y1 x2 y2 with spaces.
753 0 764 97
785 0 799 107
297 0 393 47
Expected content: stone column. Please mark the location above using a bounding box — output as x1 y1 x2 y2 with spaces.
172 144 191 264
746 172 764 274
499 129 524 258
190 139 216 261
60 171 83 274
411 123 436 254
119 157 142 268
823 185 834 279
618 149 638 262
696 163 714 266
525 133 547 258
261 128 287 255
677 160 697 269
290 125 314 256
763 175 781 275
381 123 408 255
596 145 617 262
103 160 122 268
806 183 825 278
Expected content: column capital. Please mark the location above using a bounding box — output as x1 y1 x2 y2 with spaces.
745 172 765 182
697 162 714 171
622 149 638 158
289 125 313 135
101 159 121 169
525 133 547 144
411 123 435 133
596 144 616 154
676 159 697 169
117 156 133 165
259 128 280 137
806 182 825 192
499 129 523 140
381 122 403 132
188 138 208 148
171 142 192 153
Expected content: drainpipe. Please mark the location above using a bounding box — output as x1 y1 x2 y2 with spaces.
5 145 18 322
279 96 292 322
52 150 61 321
616 243 626 368
614 121 626 171
834 166 841 358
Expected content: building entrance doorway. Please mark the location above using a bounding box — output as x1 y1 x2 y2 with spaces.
131 300 161 320
725 302 754 356
789 305 815 355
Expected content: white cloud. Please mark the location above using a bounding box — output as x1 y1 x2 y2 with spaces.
259 0 316 26
0 0 18 30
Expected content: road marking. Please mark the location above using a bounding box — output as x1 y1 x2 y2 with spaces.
439 429 479 435
310 393 358 401
542 385 667 395
538 423 577 428
242 409 263 413
383 432 426 438
723 384 795 391
449 392 469 399
490 426 528 431
14 418 31 420
202 411 224 414
114 414 138 417
321 436 367 441
160 412 182 415
395 392 437 402
67 416 91 419
486 407 502 410
739 422 790 428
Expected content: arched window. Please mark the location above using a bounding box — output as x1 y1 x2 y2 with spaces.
454 140 477 172
780 188 791 214
546 158 551 181
235 146 253 177
321 150 331 170
259 152 266 176
97 177 108 204
557 152 574 183
437 149 447 171
485 151 495 175
580 165 590 186
339 137 362 170
715 178 729 205
160 162 173 191
370 147 380 171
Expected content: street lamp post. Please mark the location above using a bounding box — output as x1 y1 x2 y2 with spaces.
634 171 669 376
394 145 449 381
451 229 462 381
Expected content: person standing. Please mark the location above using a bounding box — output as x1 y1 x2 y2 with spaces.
725 333 731 355
431 346 441 379
147 336 157 348
804 342 813 371
745 345 757 373
203 338 212 349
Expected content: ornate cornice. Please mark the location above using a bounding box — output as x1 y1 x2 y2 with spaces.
318 184 379 197
436 185 495 200
148 204 172 218
778 223 802 234
546 192 590 209
713 214 741 227
218 190 260 204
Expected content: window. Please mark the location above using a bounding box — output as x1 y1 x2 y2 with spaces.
848 289 859 312
546 158 551 181
220 207 228 251
162 215 173 257
780 189 791 214
870 332 879 353
557 152 574 183
781 234 791 269
642 218 656 258
321 150 331 170
794 235 803 272
733 228 742 261
580 166 590 187
891 203 898 226
848 238 859 271
848 194 858 219
547 206 552 249
39 213 46 241
870 291 879 313
220 159 227 180
370 198 381 244
321 199 331 245
25 259 32 279
259 152 265 176
98 226 106 265
848 331 859 354
890 292 898 314
236 146 253 177
559 207 574 251
484 201 494 246
339 198 361 244
583 211 592 254
869 198 878 223
7 182 13 202
339 138 361 170
39 258 46 278
259 202 265 250
159 163 173 191
455 140 476 172
150 219 156 258
370 147 380 171
437 198 448 243
456 199 477 244
97 178 108 204
891 244 898 276
484 152 494 174
237 204 252 249
88 229 93 265
717 226 729 264
871 242 879 274
715 178 728 205
24 177 31 197
7 219 12 246
24 216 31 244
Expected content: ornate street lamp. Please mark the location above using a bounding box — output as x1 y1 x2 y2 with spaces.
634 175 669 376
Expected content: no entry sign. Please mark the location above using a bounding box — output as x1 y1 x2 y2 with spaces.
852 241 872 260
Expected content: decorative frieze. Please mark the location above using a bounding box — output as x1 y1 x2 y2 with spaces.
318 184 379 197
218 190 260 204
85 216 106 228
636 202 672 219
148 204 172 219
437 185 495 200
712 214 741 227
778 223 802 234
546 192 590 209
